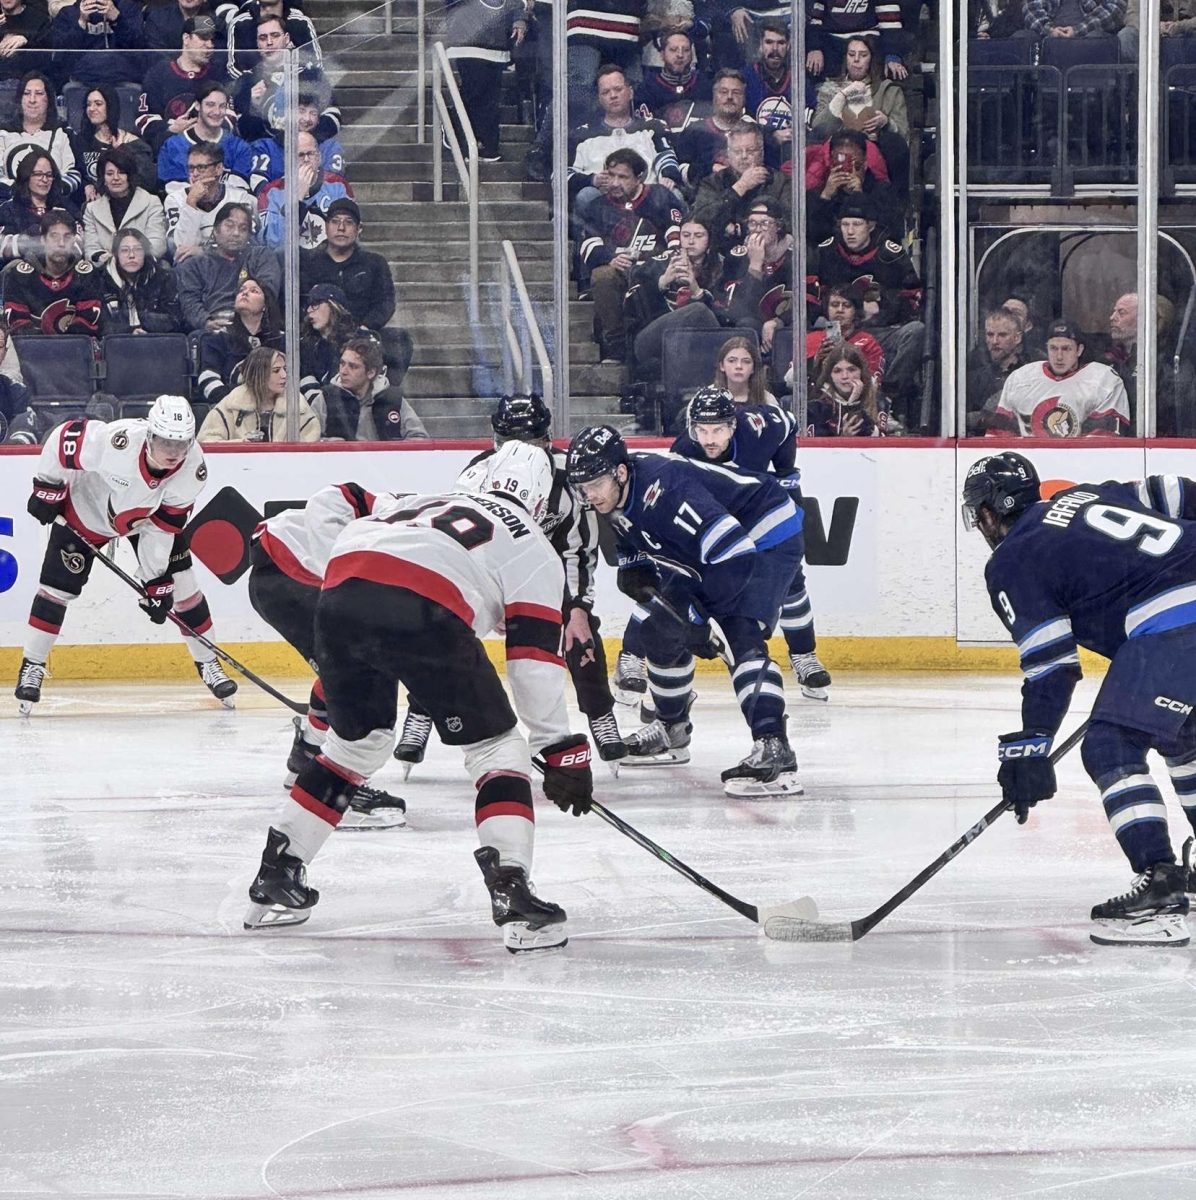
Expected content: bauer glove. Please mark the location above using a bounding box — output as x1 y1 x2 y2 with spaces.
536 735 594 816
997 731 1055 824
27 477 66 525
139 574 174 625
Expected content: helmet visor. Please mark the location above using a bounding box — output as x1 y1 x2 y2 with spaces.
147 431 192 467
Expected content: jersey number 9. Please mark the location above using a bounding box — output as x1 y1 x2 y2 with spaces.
1083 504 1181 558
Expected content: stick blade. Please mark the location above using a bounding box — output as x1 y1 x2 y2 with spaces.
762 913 855 943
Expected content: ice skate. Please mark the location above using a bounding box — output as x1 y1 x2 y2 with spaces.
790 652 831 702
1090 862 1190 946
622 713 692 767
475 846 567 954
196 659 237 708
284 715 317 788
393 708 432 779
588 710 627 776
721 734 804 797
338 783 408 831
612 650 647 706
15 657 47 715
1183 837 1196 896
244 827 319 929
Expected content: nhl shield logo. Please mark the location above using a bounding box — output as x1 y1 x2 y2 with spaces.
446 715 463 733
60 546 85 574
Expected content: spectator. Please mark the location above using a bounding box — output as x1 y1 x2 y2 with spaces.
0 317 31 441
743 20 796 147
83 146 166 264
575 146 687 361
568 64 683 204
98 225 181 332
1018 0 1127 41
176 198 279 330
805 282 885 389
564 0 643 126
157 81 257 194
75 88 154 201
223 0 319 80
965 305 1029 433
0 71 80 195
249 90 345 182
970 0 1027 37
444 0 526 164
2 207 101 333
198 343 320 441
255 129 351 249
807 342 888 435
320 335 428 441
712 332 774 405
0 0 52 86
144 0 220 54
635 30 711 129
298 281 366 404
673 67 781 184
692 122 789 252
805 127 901 241
989 318 1130 436
163 140 252 260
720 196 792 342
137 13 227 151
807 0 907 80
1000 293 1045 358
811 36 910 197
298 197 395 330
195 272 280 404
0 151 77 259
51 0 146 89
1118 0 1137 57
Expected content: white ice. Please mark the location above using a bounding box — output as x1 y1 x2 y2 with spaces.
4 670 1196 1200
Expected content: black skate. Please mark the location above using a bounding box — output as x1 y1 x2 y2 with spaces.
393 708 433 779
721 733 803 797
1090 862 1190 946
588 710 627 775
340 783 408 831
790 652 832 702
244 827 319 929
612 650 647 706
475 845 567 953
1184 838 1196 896
15 657 47 715
196 659 237 708
284 715 317 788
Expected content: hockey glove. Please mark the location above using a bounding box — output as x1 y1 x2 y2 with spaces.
617 561 660 604
997 731 1056 824
536 735 594 816
139 574 174 625
685 620 722 660
27 477 66 525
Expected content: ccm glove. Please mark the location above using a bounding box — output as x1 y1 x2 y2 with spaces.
27 477 66 525
139 574 174 624
536 735 594 816
997 731 1056 824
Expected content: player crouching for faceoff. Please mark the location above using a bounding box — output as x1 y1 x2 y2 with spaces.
963 452 1196 947
244 442 595 952
248 482 409 829
567 424 804 796
15 396 237 713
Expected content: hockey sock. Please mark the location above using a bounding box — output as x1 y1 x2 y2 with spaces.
1165 746 1196 834
25 586 71 661
1097 769 1175 873
779 587 816 656
306 678 329 746
474 771 535 874
732 657 786 738
283 754 366 858
647 655 694 724
622 608 649 657
174 592 216 663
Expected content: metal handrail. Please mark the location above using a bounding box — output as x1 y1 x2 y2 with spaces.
500 240 554 400
431 40 479 316
416 0 424 141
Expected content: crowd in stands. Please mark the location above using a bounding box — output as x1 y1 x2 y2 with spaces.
0 0 421 447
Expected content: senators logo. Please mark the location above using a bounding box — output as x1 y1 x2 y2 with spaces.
111 431 128 450
196 462 208 482
60 547 85 574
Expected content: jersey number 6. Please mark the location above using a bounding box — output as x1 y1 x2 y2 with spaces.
1083 504 1181 558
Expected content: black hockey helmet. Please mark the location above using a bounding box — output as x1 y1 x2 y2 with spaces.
961 452 1041 533
687 386 737 430
566 424 629 487
491 392 552 441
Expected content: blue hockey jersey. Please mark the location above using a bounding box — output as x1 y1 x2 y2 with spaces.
986 475 1196 732
671 404 798 480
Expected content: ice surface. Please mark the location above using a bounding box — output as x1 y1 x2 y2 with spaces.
4 671 1196 1199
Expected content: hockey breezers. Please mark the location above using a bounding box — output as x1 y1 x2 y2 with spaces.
59 520 307 714
762 720 1089 943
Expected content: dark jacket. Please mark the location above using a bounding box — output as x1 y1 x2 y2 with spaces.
52 0 147 86
196 322 283 405
321 378 428 441
99 251 182 333
691 168 791 254
299 243 395 330
0 0 52 80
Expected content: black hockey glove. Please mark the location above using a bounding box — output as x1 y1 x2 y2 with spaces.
27 477 66 525
139 574 174 624
997 731 1056 824
685 620 722 660
536 735 594 816
617 553 660 603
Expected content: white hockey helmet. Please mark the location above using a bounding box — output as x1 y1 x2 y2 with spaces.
457 440 554 526
145 395 195 467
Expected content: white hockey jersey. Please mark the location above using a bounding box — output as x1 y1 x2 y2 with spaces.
37 417 208 581
991 360 1130 438
324 490 570 754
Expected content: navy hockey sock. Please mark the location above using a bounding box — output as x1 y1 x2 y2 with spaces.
647 655 694 724
1097 769 1175 873
779 587 816 656
1165 746 1196 835
731 656 786 738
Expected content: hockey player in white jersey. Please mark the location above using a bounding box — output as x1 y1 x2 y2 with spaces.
244 441 594 952
989 320 1130 438
248 481 409 829
15 396 237 713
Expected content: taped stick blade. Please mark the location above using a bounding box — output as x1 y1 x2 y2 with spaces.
762 912 855 943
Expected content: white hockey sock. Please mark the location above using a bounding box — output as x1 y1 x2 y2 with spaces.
274 796 338 863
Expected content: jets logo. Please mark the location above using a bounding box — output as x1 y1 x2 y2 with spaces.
60 547 85 574
745 411 766 434
643 479 663 508
111 431 128 450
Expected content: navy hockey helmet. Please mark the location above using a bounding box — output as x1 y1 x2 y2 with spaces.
491 392 552 442
961 452 1041 535
687 386 737 431
566 425 629 487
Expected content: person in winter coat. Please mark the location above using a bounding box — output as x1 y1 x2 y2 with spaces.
98 225 181 333
195 274 283 405
52 0 147 88
807 341 888 436
319 335 427 441
82 145 167 264
0 150 78 260
198 345 320 442
297 281 367 406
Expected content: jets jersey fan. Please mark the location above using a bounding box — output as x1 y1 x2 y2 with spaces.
577 188 686 274
990 360 1130 437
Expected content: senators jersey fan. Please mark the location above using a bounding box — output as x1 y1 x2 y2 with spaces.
990 360 1131 438
36 417 208 580
5 258 102 335
324 491 570 753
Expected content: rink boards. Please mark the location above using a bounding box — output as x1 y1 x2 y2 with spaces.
0 439 1186 679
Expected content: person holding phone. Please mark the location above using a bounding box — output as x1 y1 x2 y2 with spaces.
807 342 888 436
804 282 885 389
804 128 902 241
52 0 146 89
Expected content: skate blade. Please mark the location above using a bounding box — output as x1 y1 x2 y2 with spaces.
604 760 621 779
1090 913 1190 947
503 921 568 953
219 695 237 710
243 901 312 930
723 771 804 798
622 748 691 768
613 689 647 709
336 808 408 832
799 684 829 702
17 699 34 716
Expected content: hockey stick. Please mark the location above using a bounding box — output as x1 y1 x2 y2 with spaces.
642 588 734 669
58 520 308 714
762 720 1090 943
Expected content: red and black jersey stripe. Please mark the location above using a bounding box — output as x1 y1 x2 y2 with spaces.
336 481 377 519
504 601 564 666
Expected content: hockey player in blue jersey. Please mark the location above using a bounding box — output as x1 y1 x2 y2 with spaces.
671 386 832 700
566 424 805 796
963 451 1196 946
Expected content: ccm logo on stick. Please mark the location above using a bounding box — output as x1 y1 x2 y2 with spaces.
1155 696 1194 715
